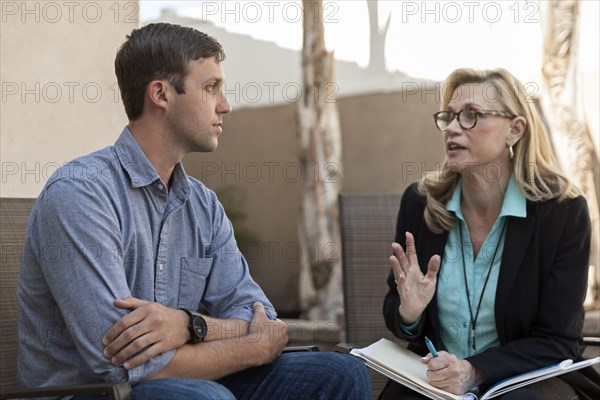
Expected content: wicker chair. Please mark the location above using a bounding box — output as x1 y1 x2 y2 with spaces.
0 198 131 400
338 193 405 398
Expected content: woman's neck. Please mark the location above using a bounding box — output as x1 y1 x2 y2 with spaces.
460 171 511 220
459 171 511 258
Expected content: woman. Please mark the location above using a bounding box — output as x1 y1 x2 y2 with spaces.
381 68 598 399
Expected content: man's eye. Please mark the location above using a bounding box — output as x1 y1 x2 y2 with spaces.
205 83 220 93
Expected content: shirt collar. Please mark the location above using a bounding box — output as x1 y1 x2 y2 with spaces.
114 127 191 200
447 175 527 221
115 126 160 188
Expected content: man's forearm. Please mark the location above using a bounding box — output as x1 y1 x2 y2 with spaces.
150 303 288 381
149 336 263 380
103 299 252 370
204 317 249 342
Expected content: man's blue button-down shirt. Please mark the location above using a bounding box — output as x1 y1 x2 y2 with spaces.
17 127 275 389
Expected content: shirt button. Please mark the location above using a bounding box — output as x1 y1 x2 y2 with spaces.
157 183 164 191
159 263 164 271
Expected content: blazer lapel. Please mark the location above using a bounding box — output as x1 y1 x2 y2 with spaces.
495 201 537 342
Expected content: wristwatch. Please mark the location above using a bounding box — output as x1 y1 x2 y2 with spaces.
180 309 208 343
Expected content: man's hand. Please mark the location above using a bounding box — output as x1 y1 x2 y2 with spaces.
102 297 190 369
246 302 288 365
421 351 482 395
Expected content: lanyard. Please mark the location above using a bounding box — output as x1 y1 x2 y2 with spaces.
458 219 507 351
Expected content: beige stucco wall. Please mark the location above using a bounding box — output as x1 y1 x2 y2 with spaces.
1 1 138 198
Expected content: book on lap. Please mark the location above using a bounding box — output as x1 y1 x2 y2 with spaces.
350 338 600 400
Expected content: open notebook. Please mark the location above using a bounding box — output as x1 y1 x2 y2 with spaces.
350 338 599 400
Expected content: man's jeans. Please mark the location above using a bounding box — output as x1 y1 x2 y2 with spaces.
72 352 371 400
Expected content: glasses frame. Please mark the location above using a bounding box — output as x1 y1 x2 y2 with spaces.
433 108 517 131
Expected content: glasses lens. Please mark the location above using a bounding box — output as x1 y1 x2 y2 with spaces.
435 111 453 130
459 109 477 129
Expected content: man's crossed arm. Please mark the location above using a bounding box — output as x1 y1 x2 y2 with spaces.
102 298 288 380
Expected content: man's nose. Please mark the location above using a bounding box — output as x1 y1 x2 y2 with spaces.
217 92 232 114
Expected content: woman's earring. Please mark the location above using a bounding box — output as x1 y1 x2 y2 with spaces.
509 145 514 160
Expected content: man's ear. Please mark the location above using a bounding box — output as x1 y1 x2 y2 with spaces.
146 80 170 112
507 116 527 147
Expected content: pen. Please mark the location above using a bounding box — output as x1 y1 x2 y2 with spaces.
425 336 438 358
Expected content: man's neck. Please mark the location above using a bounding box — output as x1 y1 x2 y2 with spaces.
128 120 181 188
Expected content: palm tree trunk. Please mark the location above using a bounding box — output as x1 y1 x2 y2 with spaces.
541 0 600 308
298 0 344 321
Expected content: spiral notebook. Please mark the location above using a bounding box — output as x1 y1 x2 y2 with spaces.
350 338 599 400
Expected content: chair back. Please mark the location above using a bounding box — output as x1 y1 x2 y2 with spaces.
0 198 36 393
338 193 404 397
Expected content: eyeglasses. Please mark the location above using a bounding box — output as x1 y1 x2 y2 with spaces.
433 108 516 131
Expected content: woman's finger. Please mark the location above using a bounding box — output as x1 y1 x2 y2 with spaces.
392 242 411 275
389 254 403 285
404 232 419 266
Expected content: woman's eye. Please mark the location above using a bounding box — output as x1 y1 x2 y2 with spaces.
439 112 452 121
463 109 477 119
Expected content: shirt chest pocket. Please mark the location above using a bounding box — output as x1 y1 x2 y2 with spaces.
178 257 212 311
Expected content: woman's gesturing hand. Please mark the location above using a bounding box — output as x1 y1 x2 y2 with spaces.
389 231 441 324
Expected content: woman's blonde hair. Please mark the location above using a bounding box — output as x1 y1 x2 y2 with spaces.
420 68 580 233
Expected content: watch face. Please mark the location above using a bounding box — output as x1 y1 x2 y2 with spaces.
192 315 207 340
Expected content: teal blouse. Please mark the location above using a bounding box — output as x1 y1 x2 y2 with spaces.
437 175 527 358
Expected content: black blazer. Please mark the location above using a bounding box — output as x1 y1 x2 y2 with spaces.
383 182 594 388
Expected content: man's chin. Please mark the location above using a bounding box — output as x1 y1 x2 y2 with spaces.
192 140 219 153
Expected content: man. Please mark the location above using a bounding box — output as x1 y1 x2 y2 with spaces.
17 23 370 399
